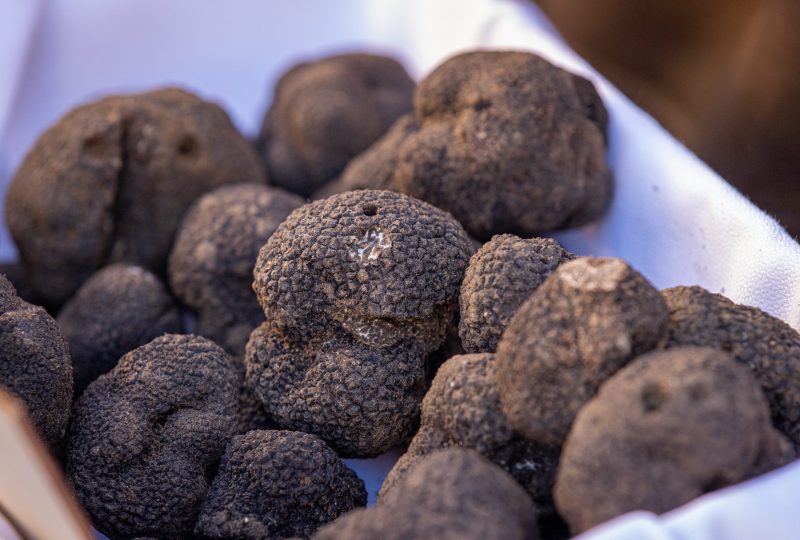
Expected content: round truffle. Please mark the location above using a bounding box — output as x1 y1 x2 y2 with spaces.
195 430 366 539
0 274 72 450
6 87 266 308
66 334 237 539
56 264 181 397
459 235 575 353
258 54 414 196
555 347 793 534
496 257 668 447
169 183 304 355
663 285 800 447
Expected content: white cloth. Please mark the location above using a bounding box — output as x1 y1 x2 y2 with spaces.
1 1 799 539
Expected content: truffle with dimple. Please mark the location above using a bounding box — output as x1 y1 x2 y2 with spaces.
327 50 612 240
496 257 668 447
459 235 576 353
0 274 72 450
555 347 794 534
313 448 539 540
258 54 414 197
169 183 304 355
195 430 366 539
247 190 473 456
6 87 266 308
662 285 800 447
66 334 237 539
56 264 181 396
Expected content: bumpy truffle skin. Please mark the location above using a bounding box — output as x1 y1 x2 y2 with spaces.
56 264 181 397
555 347 793 534
66 334 237 539
314 449 539 540
247 190 473 456
663 285 800 447
459 235 575 353
169 184 304 355
496 257 668 447
195 430 366 539
258 54 414 196
0 274 72 450
6 88 266 308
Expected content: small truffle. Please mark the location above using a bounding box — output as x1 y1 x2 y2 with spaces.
496 257 668 447
247 190 473 456
6 88 266 308
663 285 800 447
230 355 273 435
0 274 72 450
314 448 539 540
169 183 304 355
195 430 366 539
66 334 237 539
459 235 576 353
258 54 414 196
555 347 794 534
56 264 181 396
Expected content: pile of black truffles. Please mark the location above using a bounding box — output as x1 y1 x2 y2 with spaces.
1 47 797 540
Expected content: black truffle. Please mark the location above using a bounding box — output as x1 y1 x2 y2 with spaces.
258 54 414 196
555 347 794 534
662 285 800 447
66 334 237 539
247 190 473 456
459 234 575 353
313 448 539 540
56 264 181 397
0 274 72 450
496 257 668 447
195 430 366 539
230 355 273 435
6 88 266 308
169 183 304 355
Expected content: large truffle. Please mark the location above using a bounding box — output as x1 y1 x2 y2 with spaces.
314 448 539 540
459 235 575 353
6 88 266 308
496 257 668 447
555 347 794 534
247 190 473 456
0 274 72 450
66 334 237 539
662 285 800 447
169 183 304 355
258 54 414 196
330 50 612 240
195 430 366 539
56 264 181 396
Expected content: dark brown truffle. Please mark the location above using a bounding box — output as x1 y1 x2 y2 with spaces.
662 285 800 447
230 355 273 435
66 334 237 539
6 88 266 308
195 430 366 539
555 347 794 534
247 190 473 457
314 448 539 540
496 257 668 447
168 183 304 355
0 274 72 450
459 235 575 353
258 54 414 196
56 264 181 397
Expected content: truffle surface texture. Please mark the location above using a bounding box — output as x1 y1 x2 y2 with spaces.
555 347 794 534
169 183 304 355
6 87 265 308
258 53 414 196
66 334 237 539
195 430 366 539
57 264 181 396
